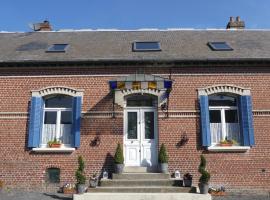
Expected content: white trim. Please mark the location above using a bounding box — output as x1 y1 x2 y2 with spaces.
207 146 250 152
115 88 166 108
32 147 75 153
198 84 251 96
31 86 84 97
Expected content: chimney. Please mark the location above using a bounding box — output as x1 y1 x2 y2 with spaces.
33 20 52 31
226 16 245 29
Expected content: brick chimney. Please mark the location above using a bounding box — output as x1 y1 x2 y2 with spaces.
33 20 52 31
226 16 245 29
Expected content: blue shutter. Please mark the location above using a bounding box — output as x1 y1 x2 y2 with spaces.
72 96 82 148
199 95 211 147
238 95 255 146
28 96 44 148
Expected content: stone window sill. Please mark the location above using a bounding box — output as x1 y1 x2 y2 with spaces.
207 146 250 152
32 147 75 153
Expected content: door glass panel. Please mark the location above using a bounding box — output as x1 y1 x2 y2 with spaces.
128 112 137 139
144 112 154 139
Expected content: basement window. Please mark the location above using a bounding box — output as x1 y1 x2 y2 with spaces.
46 44 69 52
132 42 161 51
46 168 60 183
207 42 233 51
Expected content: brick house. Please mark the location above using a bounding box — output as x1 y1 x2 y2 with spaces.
0 22 270 191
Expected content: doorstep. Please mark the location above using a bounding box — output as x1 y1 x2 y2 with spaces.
73 193 212 200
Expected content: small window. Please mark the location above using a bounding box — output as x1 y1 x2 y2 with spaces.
207 42 233 51
46 44 69 52
133 42 161 51
46 168 60 183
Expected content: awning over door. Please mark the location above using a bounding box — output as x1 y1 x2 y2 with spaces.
109 74 172 107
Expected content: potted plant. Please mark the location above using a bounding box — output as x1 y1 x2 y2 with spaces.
219 137 239 147
114 143 124 173
158 143 169 173
198 155 210 194
183 173 193 187
75 156 86 194
89 173 98 188
47 138 62 148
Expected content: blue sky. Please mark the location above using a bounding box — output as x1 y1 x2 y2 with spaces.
1 0 270 31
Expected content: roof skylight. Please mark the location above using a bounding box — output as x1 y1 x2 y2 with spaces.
46 44 69 52
132 42 161 52
208 42 233 51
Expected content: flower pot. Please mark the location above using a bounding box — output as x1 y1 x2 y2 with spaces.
198 182 209 194
89 179 98 188
115 164 124 174
77 184 86 194
63 188 76 194
159 163 168 173
183 179 192 187
50 143 61 148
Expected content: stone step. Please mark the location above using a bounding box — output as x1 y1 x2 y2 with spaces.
100 179 183 187
112 173 170 180
123 166 148 173
74 193 212 200
87 186 193 193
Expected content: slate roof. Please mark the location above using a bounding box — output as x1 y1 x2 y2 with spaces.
0 30 270 64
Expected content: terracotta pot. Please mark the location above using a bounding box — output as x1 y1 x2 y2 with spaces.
50 143 61 148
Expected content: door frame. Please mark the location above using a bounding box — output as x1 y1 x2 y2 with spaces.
123 106 158 167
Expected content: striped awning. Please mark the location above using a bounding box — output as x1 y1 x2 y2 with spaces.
109 74 172 107
109 74 172 90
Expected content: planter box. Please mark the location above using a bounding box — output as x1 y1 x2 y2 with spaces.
63 188 76 194
210 191 226 196
50 144 62 148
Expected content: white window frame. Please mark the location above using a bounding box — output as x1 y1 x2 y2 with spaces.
41 106 72 148
209 105 239 146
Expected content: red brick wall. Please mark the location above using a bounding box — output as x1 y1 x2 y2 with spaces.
0 65 269 190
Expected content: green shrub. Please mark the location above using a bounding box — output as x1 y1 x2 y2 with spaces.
198 155 210 184
158 143 168 163
76 156 86 184
114 143 124 164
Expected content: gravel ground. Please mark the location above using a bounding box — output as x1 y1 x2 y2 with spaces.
0 189 269 200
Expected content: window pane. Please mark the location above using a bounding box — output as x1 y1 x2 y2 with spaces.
225 110 238 123
61 111 72 124
133 42 161 51
127 95 154 107
145 112 154 139
128 112 137 139
209 95 237 106
45 95 73 108
44 112 57 124
209 110 221 123
47 168 60 183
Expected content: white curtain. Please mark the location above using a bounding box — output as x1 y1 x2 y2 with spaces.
226 123 240 143
210 123 222 144
42 124 72 145
210 123 240 144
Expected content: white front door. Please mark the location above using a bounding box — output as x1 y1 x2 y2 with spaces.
124 108 157 167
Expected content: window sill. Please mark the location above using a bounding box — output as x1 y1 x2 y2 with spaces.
207 146 250 152
32 147 75 153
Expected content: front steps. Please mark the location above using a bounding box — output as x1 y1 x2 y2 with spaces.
74 167 212 200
